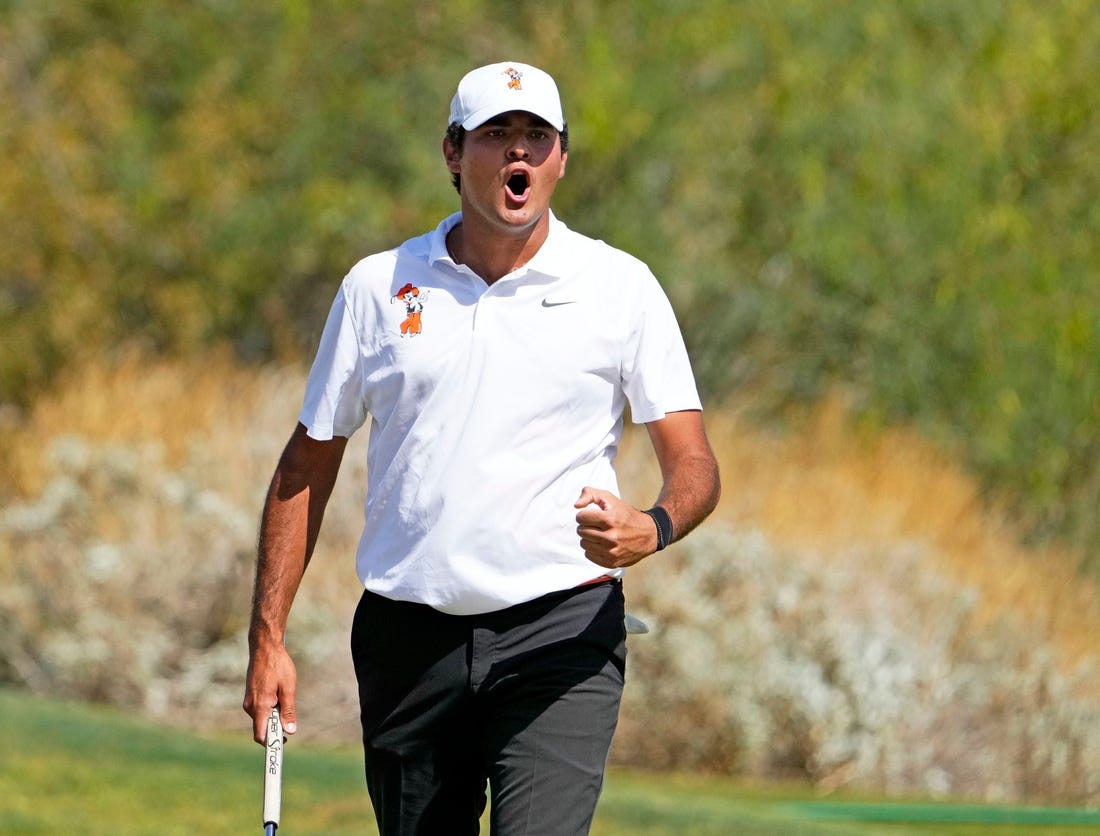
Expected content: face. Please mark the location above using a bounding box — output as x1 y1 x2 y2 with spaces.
444 111 568 238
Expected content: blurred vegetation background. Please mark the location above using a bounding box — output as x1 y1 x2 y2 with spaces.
4 1 1100 805
1 2 1097 558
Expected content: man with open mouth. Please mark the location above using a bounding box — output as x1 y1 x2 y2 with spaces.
244 61 721 836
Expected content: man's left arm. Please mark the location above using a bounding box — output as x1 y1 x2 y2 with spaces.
575 410 721 568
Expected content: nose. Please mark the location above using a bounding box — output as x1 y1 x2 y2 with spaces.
507 142 530 160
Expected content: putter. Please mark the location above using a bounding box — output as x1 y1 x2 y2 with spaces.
263 706 284 836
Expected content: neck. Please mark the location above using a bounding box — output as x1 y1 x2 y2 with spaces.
447 213 551 284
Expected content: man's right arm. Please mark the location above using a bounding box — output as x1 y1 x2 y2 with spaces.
243 423 348 744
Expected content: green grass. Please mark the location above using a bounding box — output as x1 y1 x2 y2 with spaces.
2 689 1098 835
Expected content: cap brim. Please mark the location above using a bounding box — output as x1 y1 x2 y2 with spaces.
460 103 564 132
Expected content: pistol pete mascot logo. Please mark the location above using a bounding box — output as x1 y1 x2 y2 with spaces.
391 282 429 337
504 67 523 89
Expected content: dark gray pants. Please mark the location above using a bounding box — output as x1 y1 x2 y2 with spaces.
351 580 626 836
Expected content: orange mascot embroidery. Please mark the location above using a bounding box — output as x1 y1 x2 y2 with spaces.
391 282 428 337
504 67 523 90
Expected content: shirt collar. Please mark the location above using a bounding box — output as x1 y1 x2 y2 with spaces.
428 212 464 267
428 211 572 281
521 211 571 279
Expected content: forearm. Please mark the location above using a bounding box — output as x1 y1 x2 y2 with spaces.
248 476 313 650
248 425 346 650
244 426 346 740
645 410 721 546
652 448 721 544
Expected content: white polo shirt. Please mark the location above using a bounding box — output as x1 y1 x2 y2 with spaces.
300 211 702 615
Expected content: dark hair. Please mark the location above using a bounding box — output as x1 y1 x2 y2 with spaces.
445 120 569 194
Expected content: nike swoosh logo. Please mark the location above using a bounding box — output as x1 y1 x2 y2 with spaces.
541 298 577 307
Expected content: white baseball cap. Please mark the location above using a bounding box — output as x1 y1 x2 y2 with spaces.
448 62 565 131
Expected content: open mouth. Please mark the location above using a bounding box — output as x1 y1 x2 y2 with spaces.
506 171 530 200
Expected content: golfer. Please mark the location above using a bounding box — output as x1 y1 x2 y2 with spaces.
243 61 721 835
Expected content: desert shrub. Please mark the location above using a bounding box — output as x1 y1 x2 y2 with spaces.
0 359 367 732
616 525 1100 804
0 435 253 712
0 425 367 733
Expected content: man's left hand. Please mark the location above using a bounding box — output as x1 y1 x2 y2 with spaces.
574 487 659 568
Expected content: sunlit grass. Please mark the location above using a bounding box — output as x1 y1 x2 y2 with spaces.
5 690 1097 835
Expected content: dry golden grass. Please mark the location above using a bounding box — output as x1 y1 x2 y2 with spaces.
13 350 246 451
695 393 1100 671
4 348 300 496
6 354 1097 674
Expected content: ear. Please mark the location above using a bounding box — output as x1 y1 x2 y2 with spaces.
443 136 462 173
558 151 568 180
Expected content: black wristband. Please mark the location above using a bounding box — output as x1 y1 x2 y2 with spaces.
643 506 673 551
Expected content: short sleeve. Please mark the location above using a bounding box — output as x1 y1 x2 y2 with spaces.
620 273 703 424
298 283 369 439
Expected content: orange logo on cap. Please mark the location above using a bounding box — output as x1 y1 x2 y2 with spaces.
503 67 523 90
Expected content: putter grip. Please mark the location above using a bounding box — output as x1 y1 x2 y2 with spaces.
263 706 283 829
